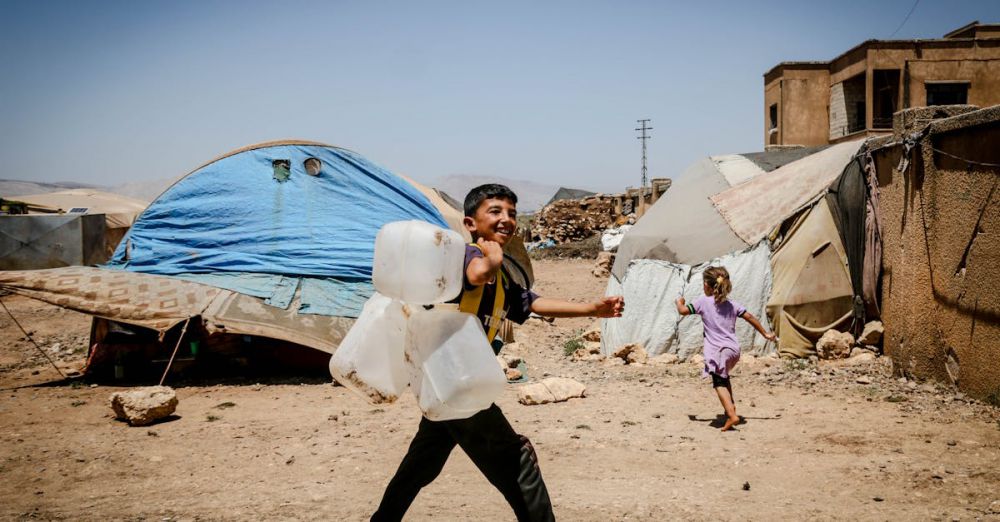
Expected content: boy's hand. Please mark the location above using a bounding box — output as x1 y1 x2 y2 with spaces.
476 237 504 271
764 332 777 342
592 296 624 318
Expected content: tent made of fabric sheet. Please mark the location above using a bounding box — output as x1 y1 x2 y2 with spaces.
710 140 864 246
766 198 854 357
602 241 773 359
0 214 107 270
14 189 148 258
612 147 824 279
612 158 748 276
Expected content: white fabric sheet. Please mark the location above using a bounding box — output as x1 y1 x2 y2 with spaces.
602 241 774 359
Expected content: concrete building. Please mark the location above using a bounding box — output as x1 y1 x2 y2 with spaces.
764 21 1000 147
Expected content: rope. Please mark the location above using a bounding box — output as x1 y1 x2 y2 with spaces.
927 145 1000 169
158 317 191 386
0 298 67 379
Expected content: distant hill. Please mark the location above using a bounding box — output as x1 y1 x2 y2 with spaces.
428 175 568 214
109 177 180 202
0 179 101 197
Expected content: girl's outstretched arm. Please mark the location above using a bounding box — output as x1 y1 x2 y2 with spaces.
740 311 777 341
675 297 692 316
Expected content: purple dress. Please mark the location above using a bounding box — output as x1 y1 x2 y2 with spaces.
692 295 746 379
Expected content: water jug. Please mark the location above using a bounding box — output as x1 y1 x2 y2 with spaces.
372 220 465 305
407 362 481 421
406 308 506 412
328 293 409 404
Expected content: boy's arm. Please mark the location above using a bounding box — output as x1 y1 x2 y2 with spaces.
740 311 777 341
530 296 624 318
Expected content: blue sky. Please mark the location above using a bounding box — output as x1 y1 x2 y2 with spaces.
1 0 997 193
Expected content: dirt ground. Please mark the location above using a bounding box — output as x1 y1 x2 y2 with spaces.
1 259 999 521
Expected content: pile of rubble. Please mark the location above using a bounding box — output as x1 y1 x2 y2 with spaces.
531 195 615 244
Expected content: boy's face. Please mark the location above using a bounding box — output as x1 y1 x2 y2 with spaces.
464 197 517 246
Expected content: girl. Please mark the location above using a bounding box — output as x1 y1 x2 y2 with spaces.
675 266 776 431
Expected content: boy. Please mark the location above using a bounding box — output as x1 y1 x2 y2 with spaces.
371 184 624 522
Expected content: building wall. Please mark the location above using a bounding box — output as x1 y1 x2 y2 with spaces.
764 67 830 147
875 106 1000 402
767 35 1000 148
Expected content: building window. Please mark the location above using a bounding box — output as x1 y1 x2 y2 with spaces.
769 104 778 130
926 82 969 106
873 69 900 129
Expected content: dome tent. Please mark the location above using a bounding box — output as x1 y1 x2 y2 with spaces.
0 140 532 379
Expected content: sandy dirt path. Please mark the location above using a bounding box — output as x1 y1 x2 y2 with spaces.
1 258 999 521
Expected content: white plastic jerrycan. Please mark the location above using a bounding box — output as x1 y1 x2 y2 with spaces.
372 220 466 305
406 308 506 412
406 358 481 421
328 293 409 404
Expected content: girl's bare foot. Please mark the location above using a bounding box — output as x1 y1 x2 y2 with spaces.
721 414 739 431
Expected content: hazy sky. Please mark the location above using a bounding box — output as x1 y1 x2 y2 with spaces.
2 0 997 193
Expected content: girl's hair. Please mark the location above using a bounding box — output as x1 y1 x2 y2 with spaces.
703 266 732 304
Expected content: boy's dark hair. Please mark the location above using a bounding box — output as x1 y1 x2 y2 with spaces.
463 184 518 217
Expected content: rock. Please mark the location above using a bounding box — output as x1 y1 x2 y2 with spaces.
500 354 522 369
858 321 884 345
581 325 602 343
856 377 871 385
846 351 877 365
592 252 615 278
571 348 590 361
626 346 648 365
505 368 523 381
612 343 640 360
517 377 586 405
542 377 586 402
517 383 556 405
649 353 679 366
602 357 626 367
109 386 178 427
583 341 602 354
689 354 705 366
816 330 854 359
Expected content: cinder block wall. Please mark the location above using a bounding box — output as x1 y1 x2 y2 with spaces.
875 105 1000 402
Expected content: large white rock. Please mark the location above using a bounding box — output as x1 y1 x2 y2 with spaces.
858 321 884 345
517 377 586 405
110 386 178 426
816 330 854 359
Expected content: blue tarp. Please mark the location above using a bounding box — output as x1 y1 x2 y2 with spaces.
108 144 448 279
105 143 448 318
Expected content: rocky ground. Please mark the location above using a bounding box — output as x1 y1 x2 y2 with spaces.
1 259 999 521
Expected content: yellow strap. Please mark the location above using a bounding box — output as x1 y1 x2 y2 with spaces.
458 244 506 342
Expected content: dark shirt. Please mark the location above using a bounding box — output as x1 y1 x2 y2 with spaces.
449 245 538 329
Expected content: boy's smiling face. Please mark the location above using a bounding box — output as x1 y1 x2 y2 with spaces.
464 197 517 246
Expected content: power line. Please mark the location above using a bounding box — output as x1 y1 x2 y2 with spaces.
889 0 920 39
635 119 652 188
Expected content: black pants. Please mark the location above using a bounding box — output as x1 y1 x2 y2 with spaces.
371 404 554 522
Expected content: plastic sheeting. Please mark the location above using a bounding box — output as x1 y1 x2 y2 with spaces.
109 144 449 279
600 225 632 252
602 241 774 359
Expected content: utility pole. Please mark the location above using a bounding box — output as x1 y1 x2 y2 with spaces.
635 119 652 188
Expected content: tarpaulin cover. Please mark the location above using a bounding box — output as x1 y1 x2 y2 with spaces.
711 140 864 245
601 241 773 359
108 144 449 279
766 198 853 357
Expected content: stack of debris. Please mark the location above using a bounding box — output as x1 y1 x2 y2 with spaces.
815 321 883 364
531 195 615 244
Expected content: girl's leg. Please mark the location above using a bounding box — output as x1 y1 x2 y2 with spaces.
711 373 739 431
